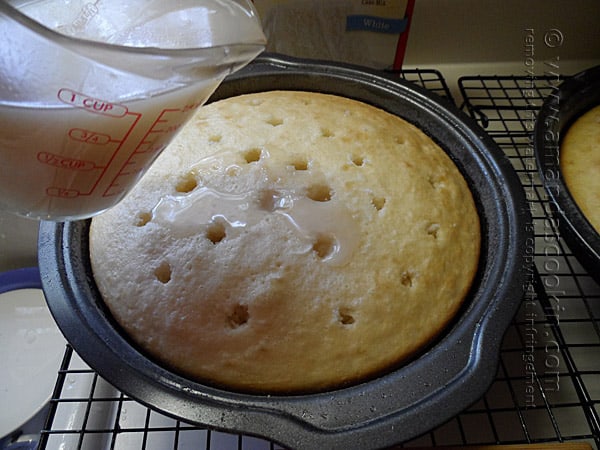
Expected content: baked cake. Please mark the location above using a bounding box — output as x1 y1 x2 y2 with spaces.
89 91 481 393
560 104 600 233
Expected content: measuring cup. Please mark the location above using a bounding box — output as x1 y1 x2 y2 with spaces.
0 0 265 221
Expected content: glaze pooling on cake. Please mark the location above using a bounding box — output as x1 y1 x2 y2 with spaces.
89 91 481 393
149 151 359 265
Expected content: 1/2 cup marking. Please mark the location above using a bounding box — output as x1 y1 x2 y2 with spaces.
37 151 96 171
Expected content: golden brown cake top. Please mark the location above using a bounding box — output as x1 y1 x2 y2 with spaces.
561 104 600 233
89 91 481 393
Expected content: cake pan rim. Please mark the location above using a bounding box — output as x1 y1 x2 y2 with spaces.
533 64 600 284
38 53 531 450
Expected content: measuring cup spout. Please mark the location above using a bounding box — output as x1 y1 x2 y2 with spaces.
3 0 266 82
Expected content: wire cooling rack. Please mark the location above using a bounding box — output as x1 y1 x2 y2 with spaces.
36 71 600 450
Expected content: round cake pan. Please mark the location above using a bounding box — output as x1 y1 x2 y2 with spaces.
534 64 600 285
38 54 531 450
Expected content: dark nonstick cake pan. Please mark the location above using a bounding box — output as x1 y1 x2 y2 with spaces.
534 64 600 284
38 54 532 450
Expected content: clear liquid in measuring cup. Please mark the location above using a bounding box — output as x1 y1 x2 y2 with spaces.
0 0 265 220
0 83 216 219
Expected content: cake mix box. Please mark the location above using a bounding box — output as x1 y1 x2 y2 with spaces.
253 0 414 70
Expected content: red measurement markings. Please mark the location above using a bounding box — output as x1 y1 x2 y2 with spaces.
104 107 193 197
37 151 96 171
46 187 79 198
58 89 128 117
181 99 203 113
137 107 192 150
43 126 124 197
80 111 142 195
68 128 112 145
47 112 142 198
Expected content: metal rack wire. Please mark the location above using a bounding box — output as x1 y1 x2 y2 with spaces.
37 71 600 450
442 74 600 449
392 68 455 101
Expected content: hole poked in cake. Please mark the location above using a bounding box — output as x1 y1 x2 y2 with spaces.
427 223 441 239
427 174 446 190
265 117 284 127
206 220 227 244
400 270 416 288
290 156 309 171
258 189 292 212
225 165 241 177
208 134 222 143
175 171 198 193
321 127 334 138
154 262 172 284
337 307 355 325
371 196 386 211
312 233 336 259
307 183 332 202
228 303 249 328
243 148 263 164
135 211 152 227
351 155 365 167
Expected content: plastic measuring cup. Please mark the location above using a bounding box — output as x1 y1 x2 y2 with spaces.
0 0 265 221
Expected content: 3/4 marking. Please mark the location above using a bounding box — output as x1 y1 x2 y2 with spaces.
68 128 112 145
